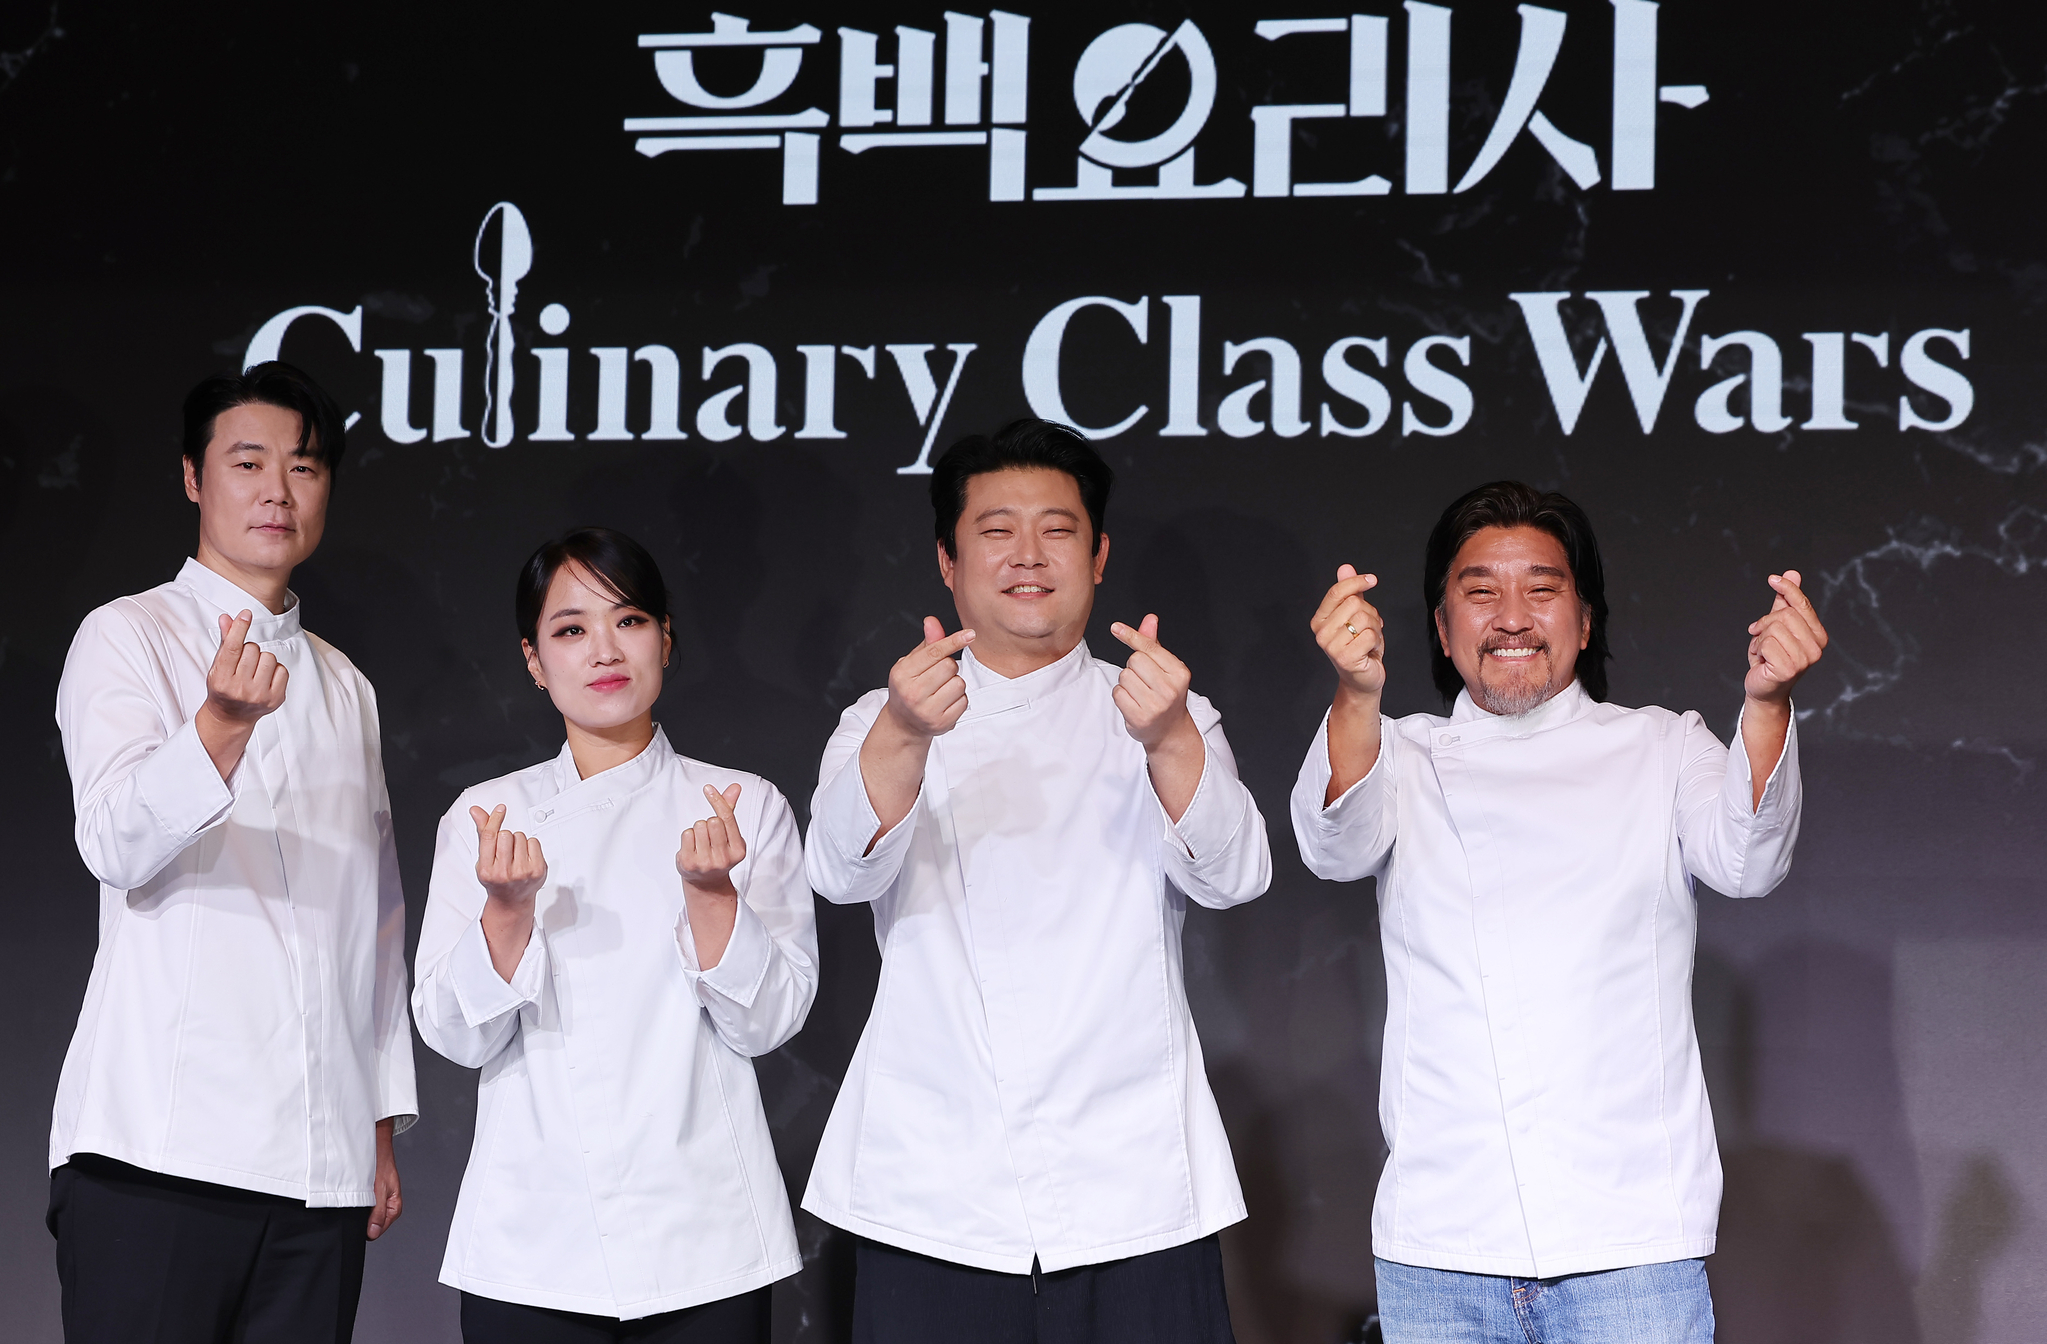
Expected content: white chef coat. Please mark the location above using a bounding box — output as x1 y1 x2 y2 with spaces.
802 640 1272 1273
412 728 816 1320
50 557 417 1205
1290 679 1801 1279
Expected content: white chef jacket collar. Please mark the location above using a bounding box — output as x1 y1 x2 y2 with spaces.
1447 677 1592 738
542 723 674 812
177 557 301 643
957 638 1094 718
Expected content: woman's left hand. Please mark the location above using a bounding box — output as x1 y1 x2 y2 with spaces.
676 783 745 895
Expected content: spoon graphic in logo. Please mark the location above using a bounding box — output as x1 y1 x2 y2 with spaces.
473 202 532 448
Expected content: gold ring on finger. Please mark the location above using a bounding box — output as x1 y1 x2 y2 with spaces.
1345 623 1361 638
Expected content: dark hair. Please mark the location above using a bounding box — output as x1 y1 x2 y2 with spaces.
182 361 347 478
929 417 1114 558
515 527 671 645
1422 481 1611 704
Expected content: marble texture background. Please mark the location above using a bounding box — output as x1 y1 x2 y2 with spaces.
2 3 2040 1341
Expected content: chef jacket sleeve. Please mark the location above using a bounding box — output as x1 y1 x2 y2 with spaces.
1289 707 1398 882
58 601 237 892
411 800 550 1069
805 690 921 905
364 688 419 1132
1158 693 1272 909
1674 703 1803 899
677 779 820 1057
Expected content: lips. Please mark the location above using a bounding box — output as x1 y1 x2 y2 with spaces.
587 675 631 692
1003 584 1052 596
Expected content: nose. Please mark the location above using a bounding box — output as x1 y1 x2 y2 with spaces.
1010 530 1047 568
1494 591 1535 632
262 465 295 507
588 623 624 664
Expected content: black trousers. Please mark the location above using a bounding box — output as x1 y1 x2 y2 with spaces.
851 1234 1238 1344
48 1154 367 1344
461 1288 771 1343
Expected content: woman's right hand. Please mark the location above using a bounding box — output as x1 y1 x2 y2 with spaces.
472 805 547 982
471 804 548 908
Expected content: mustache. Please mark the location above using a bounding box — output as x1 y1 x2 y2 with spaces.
1479 636 1549 654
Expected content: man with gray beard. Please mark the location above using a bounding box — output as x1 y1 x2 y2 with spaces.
1289 481 1828 1343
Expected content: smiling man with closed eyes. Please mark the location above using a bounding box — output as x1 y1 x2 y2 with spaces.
1291 480 1830 1344
802 417 1273 1344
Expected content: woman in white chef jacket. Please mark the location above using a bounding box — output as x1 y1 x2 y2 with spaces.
412 527 817 1344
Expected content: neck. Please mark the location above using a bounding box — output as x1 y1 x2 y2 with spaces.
968 628 1083 679
194 540 293 614
563 712 657 781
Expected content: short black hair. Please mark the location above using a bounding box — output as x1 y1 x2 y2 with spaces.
515 527 671 645
1422 481 1611 704
929 417 1113 558
182 361 346 479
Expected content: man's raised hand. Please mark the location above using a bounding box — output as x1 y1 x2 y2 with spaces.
206 611 288 723
1108 614 1194 749
1744 569 1829 704
677 783 746 895
1310 566 1386 700
470 804 547 909
883 616 974 741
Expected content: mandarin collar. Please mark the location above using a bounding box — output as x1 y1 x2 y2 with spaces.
957 639 1095 719
541 724 674 814
177 557 302 644
1446 678 1592 739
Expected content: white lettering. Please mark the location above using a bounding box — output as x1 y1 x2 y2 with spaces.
373 350 428 444
590 348 634 440
1162 295 1206 437
1320 337 1392 436
892 344 978 474
1899 328 1972 431
635 346 688 440
1021 295 1150 438
1219 338 1308 438
1694 331 1789 433
698 343 784 441
426 349 468 441
532 349 575 441
1402 335 1473 436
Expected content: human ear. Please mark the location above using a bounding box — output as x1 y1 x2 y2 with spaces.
1434 605 1450 656
1579 600 1592 650
936 540 956 591
522 639 545 690
183 455 202 504
661 616 674 669
1092 532 1111 585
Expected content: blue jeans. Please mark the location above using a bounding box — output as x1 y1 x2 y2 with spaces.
1374 1257 1714 1344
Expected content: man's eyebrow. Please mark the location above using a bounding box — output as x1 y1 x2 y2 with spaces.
1455 564 1495 580
1528 564 1572 579
973 504 1021 522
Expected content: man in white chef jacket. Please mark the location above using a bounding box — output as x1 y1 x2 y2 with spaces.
1291 481 1830 1343
47 363 417 1343
803 418 1272 1343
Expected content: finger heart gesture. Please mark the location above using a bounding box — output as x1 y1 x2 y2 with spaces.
1109 613 1193 748
206 610 289 723
1744 568 1829 704
470 804 547 909
677 783 746 895
884 616 974 741
1309 565 1386 697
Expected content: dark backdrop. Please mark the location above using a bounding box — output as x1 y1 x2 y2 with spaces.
3 3 2042 1341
